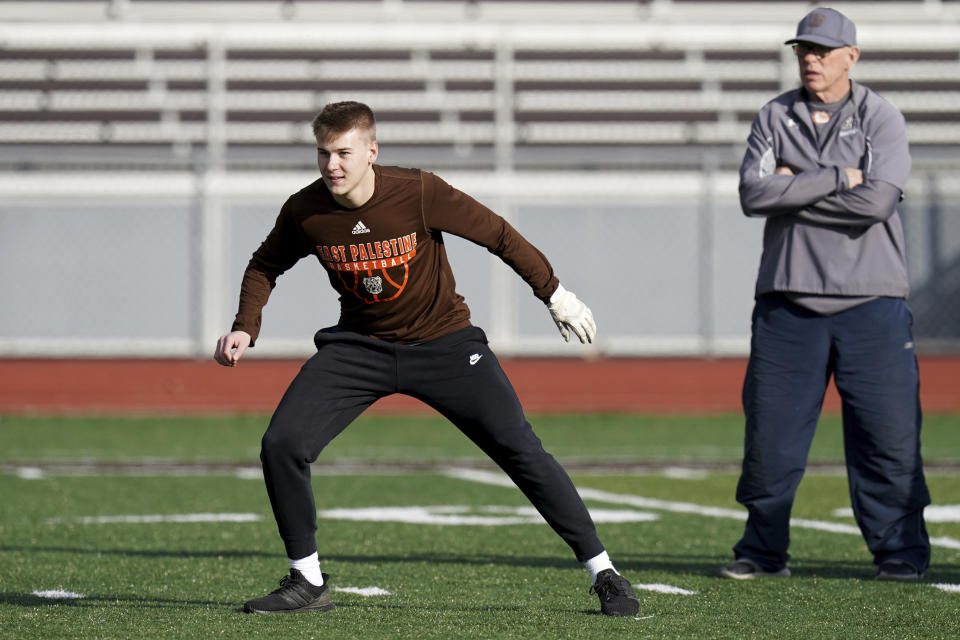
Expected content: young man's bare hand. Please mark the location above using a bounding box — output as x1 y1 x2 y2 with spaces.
214 331 252 366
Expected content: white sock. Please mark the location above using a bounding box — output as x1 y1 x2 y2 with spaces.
290 552 324 586
583 550 618 584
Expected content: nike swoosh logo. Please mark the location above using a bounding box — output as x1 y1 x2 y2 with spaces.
469 354 482 366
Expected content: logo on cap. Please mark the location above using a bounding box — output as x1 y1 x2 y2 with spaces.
809 13 825 27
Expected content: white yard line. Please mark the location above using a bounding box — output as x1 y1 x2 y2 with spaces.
661 467 710 480
32 590 85 599
445 468 746 517
834 505 960 524
634 583 697 595
444 468 960 551
929 536 960 550
45 513 262 525
930 583 960 593
788 518 861 535
319 505 658 526
333 586 392 597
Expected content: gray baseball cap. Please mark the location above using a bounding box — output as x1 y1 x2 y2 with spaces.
785 8 857 48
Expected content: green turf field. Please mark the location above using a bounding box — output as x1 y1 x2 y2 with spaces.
2 413 959 639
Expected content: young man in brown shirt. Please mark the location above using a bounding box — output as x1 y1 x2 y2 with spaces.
214 101 638 617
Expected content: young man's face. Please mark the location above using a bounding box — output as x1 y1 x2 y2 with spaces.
794 42 860 102
317 127 378 207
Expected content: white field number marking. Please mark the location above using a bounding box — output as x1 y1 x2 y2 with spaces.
318 505 658 526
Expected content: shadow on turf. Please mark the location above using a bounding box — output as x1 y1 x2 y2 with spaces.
0 592 228 608
285 551 960 583
327 601 610 617
0 545 623 570
0 545 276 560
7 546 959 584
2 589 604 616
614 552 960 582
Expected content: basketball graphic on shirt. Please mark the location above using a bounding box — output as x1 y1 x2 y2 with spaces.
341 262 409 304
315 231 417 304
363 276 383 295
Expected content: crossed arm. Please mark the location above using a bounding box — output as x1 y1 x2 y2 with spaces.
743 162 900 228
738 110 906 228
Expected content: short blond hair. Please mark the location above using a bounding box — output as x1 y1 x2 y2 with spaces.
311 101 376 142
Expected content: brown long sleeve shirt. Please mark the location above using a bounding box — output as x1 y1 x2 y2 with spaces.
231 165 559 345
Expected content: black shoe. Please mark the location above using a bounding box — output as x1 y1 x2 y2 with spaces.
243 570 335 614
589 569 639 617
717 557 790 580
876 559 923 581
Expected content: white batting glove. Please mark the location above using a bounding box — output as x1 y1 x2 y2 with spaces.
548 284 597 344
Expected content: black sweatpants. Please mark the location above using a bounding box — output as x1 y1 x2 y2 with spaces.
259 325 605 562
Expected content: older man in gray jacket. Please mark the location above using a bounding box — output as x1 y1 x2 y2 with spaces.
719 7 930 581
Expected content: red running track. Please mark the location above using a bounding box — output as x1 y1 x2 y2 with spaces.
1 357 957 415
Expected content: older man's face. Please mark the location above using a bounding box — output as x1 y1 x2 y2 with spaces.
794 42 860 102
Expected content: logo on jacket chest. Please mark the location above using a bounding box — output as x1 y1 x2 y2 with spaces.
838 115 860 138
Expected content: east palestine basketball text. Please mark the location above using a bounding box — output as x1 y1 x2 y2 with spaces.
317 232 418 272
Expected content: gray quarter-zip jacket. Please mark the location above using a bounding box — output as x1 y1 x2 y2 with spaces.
739 80 911 300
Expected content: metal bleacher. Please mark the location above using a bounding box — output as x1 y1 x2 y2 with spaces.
1 0 958 173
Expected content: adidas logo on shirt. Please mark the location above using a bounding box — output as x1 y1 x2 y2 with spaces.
352 220 371 235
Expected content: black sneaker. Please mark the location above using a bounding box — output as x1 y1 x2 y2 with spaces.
717 557 790 580
589 569 640 616
243 570 335 614
876 559 923 581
